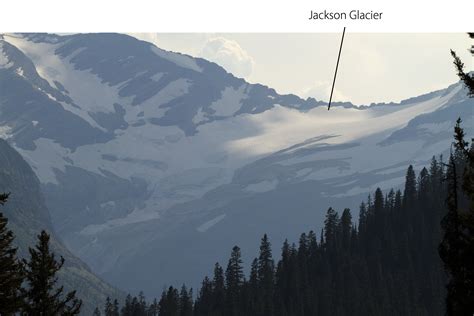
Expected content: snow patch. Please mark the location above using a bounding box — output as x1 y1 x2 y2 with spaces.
150 72 164 82
0 42 13 68
100 200 116 208
0 125 12 139
15 138 69 185
3 36 117 129
244 179 278 193
192 107 208 124
209 85 247 117
15 67 25 77
197 214 226 233
80 208 160 235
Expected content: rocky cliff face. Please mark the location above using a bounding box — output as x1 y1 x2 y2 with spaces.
0 139 122 314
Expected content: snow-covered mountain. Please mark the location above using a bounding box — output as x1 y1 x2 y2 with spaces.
1 33 473 294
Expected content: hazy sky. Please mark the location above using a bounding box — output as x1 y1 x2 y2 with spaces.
131 33 473 105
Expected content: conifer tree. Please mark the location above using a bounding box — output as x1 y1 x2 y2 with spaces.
137 291 147 315
212 262 225 314
450 47 474 96
439 119 474 314
257 234 274 316
225 246 244 315
178 285 193 316
0 193 25 315
22 230 82 315
112 299 120 316
148 298 159 316
373 188 384 214
121 294 133 316
159 286 179 316
93 307 101 316
403 165 418 209
340 208 352 251
248 258 259 313
104 297 115 316
358 202 367 236
104 296 119 316
324 207 339 248
194 277 212 316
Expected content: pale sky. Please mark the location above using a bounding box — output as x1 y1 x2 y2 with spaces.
131 33 473 105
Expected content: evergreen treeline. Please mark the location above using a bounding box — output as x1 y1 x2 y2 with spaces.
94 118 473 316
190 159 448 316
441 35 474 315
0 193 82 315
98 160 455 315
439 118 474 314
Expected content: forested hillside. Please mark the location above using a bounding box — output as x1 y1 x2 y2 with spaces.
171 158 449 316
90 111 474 316
100 149 462 316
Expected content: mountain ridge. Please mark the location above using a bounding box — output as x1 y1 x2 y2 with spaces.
1 32 473 294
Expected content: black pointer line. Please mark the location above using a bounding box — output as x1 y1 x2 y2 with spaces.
328 27 346 110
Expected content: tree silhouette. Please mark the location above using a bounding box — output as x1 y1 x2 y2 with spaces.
22 230 82 315
0 193 25 315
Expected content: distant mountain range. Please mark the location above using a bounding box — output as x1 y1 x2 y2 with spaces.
1 33 473 295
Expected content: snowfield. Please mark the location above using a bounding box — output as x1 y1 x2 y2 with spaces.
1 32 472 294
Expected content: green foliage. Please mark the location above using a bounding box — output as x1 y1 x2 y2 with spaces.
93 307 102 316
106 153 458 315
188 159 449 316
225 246 244 315
439 118 474 315
0 193 25 315
451 50 474 97
22 230 82 315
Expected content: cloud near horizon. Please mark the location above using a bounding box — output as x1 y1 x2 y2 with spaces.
199 37 255 79
300 81 348 103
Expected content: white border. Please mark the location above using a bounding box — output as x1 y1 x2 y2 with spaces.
0 0 473 32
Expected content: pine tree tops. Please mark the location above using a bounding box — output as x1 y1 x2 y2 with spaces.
226 246 244 290
451 50 474 97
1 195 83 315
257 234 275 315
103 155 454 315
0 193 24 316
340 208 353 250
22 230 82 315
104 296 120 316
257 234 274 288
158 287 179 316
450 33 474 96
225 245 244 315
155 285 193 316
324 207 340 247
404 165 418 209
439 118 474 314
